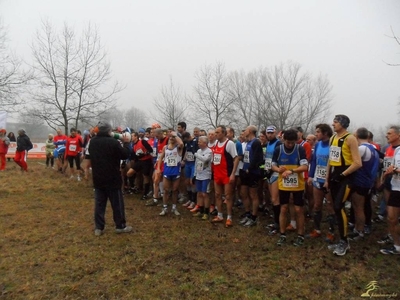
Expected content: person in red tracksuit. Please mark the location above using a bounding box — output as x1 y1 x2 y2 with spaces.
0 129 10 171
14 129 33 171
65 128 83 181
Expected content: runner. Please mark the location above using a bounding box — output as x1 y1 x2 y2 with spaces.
325 114 362 256
211 125 239 228
272 128 308 246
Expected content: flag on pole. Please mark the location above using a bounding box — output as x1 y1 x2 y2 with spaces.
0 111 7 128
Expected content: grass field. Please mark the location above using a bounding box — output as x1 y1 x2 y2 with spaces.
1 160 399 300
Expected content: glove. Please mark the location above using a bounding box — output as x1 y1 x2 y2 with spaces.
331 173 345 183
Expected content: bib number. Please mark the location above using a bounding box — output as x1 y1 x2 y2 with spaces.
329 146 341 163
167 156 178 167
186 152 194 162
244 151 250 163
315 165 326 180
196 161 204 172
383 157 393 171
213 154 222 165
265 158 272 170
69 144 77 152
283 173 299 188
152 147 157 157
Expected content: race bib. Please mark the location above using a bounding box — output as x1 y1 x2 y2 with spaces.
186 152 194 162
213 154 222 165
265 158 272 170
167 156 178 167
282 173 299 188
315 165 327 180
244 151 250 163
329 146 341 163
383 157 393 171
196 161 204 172
152 147 157 157
69 144 77 152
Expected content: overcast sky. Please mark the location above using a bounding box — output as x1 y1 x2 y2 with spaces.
1 0 400 132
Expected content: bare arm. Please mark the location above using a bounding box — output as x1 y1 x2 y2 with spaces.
343 135 362 176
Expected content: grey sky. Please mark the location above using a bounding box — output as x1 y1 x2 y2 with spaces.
1 0 400 131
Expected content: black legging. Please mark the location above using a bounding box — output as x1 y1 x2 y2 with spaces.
329 172 352 241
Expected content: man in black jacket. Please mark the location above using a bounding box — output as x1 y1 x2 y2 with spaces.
89 122 133 236
14 129 33 171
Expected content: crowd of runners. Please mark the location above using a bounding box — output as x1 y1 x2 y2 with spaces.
1 113 399 257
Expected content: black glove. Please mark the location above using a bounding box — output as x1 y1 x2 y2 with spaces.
331 173 345 183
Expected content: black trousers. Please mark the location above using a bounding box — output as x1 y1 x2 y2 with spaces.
94 188 127 230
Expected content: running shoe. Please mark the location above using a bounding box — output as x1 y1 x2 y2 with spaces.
225 219 233 228
380 245 400 255
293 235 305 247
306 230 321 238
277 235 287 246
211 216 223 223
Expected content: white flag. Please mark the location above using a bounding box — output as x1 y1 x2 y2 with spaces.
0 111 7 128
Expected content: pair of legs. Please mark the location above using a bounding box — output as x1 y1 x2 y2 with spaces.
46 153 54 168
0 153 7 170
239 170 260 220
386 191 400 248
310 182 334 233
329 175 352 241
195 179 211 215
162 175 180 207
14 150 28 171
214 179 233 219
94 188 127 230
279 190 305 236
269 175 280 227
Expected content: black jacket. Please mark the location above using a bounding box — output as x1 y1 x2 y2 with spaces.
89 133 130 189
16 134 33 152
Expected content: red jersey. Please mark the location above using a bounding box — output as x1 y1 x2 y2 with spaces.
133 140 152 161
212 140 234 179
65 135 83 156
54 134 68 148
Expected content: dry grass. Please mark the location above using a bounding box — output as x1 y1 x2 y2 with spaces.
1 160 399 299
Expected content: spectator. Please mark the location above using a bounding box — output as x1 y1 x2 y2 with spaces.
14 129 33 172
89 122 133 236
0 129 10 171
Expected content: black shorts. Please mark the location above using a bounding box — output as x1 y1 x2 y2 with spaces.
239 170 261 188
383 175 392 191
350 185 371 197
66 155 81 170
388 190 400 208
279 190 304 206
132 159 153 176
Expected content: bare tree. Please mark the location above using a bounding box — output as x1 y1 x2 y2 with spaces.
226 69 253 131
124 106 147 131
0 21 32 111
153 77 189 129
26 20 122 134
192 62 235 128
385 26 400 67
250 62 332 132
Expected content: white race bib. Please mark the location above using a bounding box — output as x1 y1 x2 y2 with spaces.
244 151 250 163
329 146 341 163
186 152 194 162
152 147 157 157
265 158 272 170
383 157 393 171
69 144 77 152
315 165 327 180
196 161 204 172
282 173 299 188
167 156 178 167
213 154 222 165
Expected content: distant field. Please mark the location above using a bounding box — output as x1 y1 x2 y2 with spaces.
0 160 399 299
